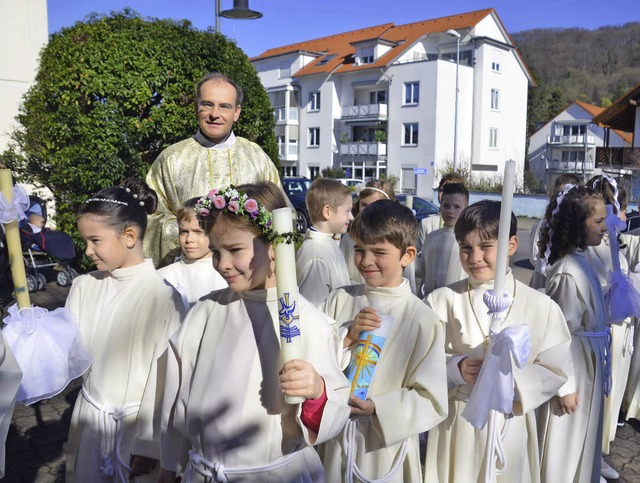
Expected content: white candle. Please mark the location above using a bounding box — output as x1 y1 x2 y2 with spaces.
272 207 305 404
493 160 516 298
405 195 414 210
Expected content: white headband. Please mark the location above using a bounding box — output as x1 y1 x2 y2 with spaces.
359 186 390 199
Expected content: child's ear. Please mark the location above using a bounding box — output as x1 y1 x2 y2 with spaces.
507 235 518 256
124 225 139 249
400 246 417 268
321 204 332 221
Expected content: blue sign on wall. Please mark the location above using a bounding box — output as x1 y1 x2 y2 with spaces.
413 167 428 175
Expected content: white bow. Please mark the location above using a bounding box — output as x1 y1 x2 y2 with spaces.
0 185 30 224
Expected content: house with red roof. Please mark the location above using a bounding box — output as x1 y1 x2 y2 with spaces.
250 8 534 197
528 100 632 192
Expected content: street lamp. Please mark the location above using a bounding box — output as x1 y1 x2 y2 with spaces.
215 0 263 33
447 29 461 172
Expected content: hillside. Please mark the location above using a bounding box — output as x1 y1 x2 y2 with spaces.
511 22 640 136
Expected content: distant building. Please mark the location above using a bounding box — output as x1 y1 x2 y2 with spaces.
251 8 534 198
593 83 640 201
528 100 631 192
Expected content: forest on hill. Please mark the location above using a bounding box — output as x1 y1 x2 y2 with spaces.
511 22 640 136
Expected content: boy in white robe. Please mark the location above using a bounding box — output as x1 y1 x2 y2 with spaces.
296 178 353 306
424 200 571 483
421 183 468 297
322 199 448 482
158 197 227 309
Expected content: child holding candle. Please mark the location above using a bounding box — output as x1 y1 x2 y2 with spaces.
420 182 469 297
424 200 572 483
536 185 609 483
158 182 350 483
296 178 354 306
158 197 227 309
65 178 185 482
340 179 395 284
322 200 448 482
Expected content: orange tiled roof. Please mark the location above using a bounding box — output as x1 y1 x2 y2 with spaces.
575 100 633 144
252 8 505 78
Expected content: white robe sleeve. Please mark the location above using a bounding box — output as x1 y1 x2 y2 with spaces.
0 333 22 478
297 256 332 307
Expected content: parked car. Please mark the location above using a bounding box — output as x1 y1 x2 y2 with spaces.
282 177 312 232
336 178 363 188
395 194 439 222
623 215 640 235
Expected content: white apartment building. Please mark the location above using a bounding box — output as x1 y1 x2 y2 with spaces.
251 8 533 198
528 100 631 191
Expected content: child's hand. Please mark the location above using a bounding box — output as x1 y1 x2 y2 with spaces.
349 394 375 416
280 359 325 400
458 357 483 384
344 307 381 348
129 455 157 477
555 392 579 415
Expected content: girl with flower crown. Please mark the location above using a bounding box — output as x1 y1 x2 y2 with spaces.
65 178 185 482
158 181 350 483
536 185 610 483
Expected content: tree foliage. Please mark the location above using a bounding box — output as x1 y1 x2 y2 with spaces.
4 9 278 241
513 22 640 137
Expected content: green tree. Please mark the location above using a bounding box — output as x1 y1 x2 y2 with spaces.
4 9 278 243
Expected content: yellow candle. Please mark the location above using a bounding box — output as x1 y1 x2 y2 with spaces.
0 169 30 309
272 207 304 404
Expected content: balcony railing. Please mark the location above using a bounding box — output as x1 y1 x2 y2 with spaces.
341 104 388 120
547 134 596 145
339 142 387 157
548 160 595 172
596 147 640 168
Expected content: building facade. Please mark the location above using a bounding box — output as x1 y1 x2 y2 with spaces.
251 8 533 198
528 101 631 191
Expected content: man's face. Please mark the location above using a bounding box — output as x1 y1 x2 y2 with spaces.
197 79 241 143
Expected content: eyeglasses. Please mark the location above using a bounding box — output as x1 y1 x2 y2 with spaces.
198 101 236 115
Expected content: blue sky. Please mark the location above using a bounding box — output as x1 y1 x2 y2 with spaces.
48 0 638 58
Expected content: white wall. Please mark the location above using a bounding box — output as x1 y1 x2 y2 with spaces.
0 0 48 153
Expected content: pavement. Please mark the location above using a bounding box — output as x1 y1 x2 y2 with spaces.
2 221 639 482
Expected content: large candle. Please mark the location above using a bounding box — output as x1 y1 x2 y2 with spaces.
491 161 516 329
272 207 304 404
0 169 30 309
405 195 414 210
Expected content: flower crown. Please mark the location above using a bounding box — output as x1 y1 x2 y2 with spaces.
195 186 300 246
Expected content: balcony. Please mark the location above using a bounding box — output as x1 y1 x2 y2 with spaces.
341 104 388 121
274 107 299 124
548 160 595 173
596 147 640 168
278 142 298 161
339 142 387 157
547 134 596 145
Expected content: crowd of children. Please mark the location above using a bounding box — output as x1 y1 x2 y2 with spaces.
2 168 639 483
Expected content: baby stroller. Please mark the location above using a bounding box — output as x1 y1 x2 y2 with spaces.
16 195 78 292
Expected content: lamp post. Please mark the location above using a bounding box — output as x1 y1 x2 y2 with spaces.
447 29 461 172
215 0 263 33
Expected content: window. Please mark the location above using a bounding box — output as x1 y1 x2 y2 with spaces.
279 61 291 78
369 90 387 104
563 125 586 136
404 82 420 105
403 123 419 146
491 61 501 72
562 151 586 162
309 166 320 179
490 89 500 111
359 47 374 65
489 128 498 149
402 168 416 191
308 128 320 147
316 54 336 66
309 91 320 111
491 50 501 73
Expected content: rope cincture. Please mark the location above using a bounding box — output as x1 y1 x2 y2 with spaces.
343 418 408 483
81 389 140 483
185 448 300 483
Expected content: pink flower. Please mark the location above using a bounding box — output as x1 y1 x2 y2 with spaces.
244 198 258 213
212 195 226 209
207 188 218 198
198 208 210 216
228 200 240 212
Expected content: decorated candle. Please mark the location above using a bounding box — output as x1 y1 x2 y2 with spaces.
0 169 30 309
272 207 304 404
346 314 394 399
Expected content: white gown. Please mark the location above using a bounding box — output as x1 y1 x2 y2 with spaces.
425 272 571 483
64 260 185 482
161 287 350 482
0 333 21 478
158 255 227 309
322 280 448 482
421 225 466 297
